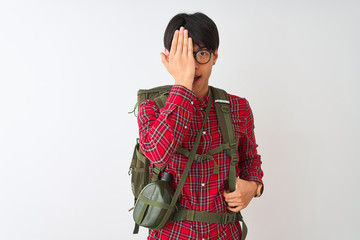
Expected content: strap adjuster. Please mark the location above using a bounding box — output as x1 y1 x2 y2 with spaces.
221 105 230 113
195 154 205 162
152 167 161 175
229 140 238 148
223 213 236 224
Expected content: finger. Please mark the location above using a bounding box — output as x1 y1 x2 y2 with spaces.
223 190 238 198
225 198 242 204
223 190 230 197
177 26 184 54
227 202 241 207
170 30 179 57
188 36 193 57
227 205 244 212
183 29 188 54
224 190 241 199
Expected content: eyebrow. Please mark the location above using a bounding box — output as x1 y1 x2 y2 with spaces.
194 46 207 51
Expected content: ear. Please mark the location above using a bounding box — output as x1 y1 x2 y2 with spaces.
213 49 218 65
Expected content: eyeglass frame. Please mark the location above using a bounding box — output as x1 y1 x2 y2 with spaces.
193 49 215 64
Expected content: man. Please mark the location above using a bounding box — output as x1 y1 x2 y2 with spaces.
137 12 264 239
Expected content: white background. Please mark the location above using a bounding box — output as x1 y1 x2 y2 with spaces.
0 0 359 239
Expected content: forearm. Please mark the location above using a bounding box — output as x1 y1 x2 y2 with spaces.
137 85 195 168
238 99 264 195
239 155 263 184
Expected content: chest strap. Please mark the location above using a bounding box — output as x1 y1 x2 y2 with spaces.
177 140 237 175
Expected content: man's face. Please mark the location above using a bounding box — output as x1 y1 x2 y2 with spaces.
165 42 218 99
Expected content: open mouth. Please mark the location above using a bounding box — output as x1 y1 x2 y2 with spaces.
193 76 201 83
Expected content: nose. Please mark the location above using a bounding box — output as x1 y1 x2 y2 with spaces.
194 58 199 69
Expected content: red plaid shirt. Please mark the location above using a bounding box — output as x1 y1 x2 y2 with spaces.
137 85 264 240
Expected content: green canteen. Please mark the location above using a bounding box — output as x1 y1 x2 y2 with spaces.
133 172 177 230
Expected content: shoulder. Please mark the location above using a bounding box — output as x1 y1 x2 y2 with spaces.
225 91 255 126
227 92 250 113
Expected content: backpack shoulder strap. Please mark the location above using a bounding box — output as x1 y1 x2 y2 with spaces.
210 86 238 192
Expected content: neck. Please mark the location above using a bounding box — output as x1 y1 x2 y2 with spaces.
194 86 209 100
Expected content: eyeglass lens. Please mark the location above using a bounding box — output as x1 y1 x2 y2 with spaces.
196 50 211 64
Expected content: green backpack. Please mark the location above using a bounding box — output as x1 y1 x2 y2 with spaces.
128 85 248 240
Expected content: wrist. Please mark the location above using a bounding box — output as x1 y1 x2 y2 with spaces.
251 181 258 196
175 80 193 91
253 182 262 198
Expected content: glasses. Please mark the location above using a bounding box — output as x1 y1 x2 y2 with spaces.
193 49 214 64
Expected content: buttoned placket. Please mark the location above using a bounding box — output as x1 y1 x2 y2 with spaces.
192 93 211 212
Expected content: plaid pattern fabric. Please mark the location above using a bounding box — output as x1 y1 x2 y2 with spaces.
137 85 264 240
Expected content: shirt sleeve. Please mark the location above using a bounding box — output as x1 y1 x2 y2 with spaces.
238 99 264 196
137 85 197 168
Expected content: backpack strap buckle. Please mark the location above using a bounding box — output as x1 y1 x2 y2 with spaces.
152 167 161 175
195 154 219 174
223 213 236 224
231 153 238 162
151 166 162 181
195 154 206 162
229 139 238 148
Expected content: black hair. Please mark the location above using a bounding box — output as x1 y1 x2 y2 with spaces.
163 12 219 52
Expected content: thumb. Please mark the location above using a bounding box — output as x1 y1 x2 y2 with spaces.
160 52 168 69
235 177 244 189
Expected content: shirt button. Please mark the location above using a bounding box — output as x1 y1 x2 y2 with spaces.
184 126 187 129
201 183 205 187
191 101 194 105
203 131 206 135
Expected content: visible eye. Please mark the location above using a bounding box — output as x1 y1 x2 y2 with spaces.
194 49 211 64
198 51 209 56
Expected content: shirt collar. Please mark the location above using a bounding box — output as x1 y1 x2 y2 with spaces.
193 88 211 108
